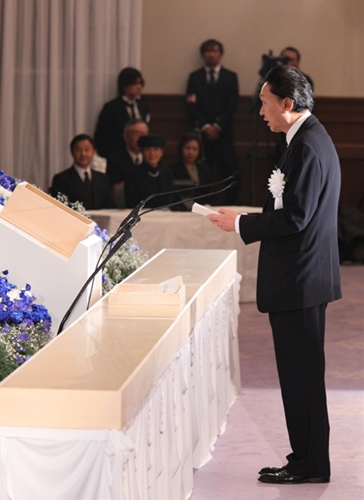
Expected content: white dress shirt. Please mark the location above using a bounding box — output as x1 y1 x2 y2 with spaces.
74 164 92 181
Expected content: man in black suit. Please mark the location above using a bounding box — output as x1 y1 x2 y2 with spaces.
186 39 239 204
106 119 149 207
94 67 150 158
207 66 341 484
51 134 114 210
280 46 314 91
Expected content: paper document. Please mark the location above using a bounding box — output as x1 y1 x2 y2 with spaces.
157 276 183 293
192 203 220 216
127 276 183 294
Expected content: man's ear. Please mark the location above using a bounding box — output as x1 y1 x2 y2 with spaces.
283 97 294 111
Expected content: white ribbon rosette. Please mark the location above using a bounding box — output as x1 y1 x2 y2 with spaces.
268 168 287 210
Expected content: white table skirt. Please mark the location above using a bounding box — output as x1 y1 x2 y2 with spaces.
0 276 241 500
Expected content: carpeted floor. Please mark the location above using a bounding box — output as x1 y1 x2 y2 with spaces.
191 265 364 500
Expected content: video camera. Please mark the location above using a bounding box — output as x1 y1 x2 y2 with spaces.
259 51 290 79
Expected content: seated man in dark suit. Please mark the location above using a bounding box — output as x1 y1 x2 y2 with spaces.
94 67 150 159
51 134 114 210
186 39 239 204
106 119 149 207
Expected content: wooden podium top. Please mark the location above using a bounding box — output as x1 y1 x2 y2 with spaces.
0 249 237 430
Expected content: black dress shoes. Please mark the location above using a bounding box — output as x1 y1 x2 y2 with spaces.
259 466 286 475
258 469 330 484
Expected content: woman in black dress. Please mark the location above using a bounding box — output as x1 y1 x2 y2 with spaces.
169 132 214 209
124 135 174 209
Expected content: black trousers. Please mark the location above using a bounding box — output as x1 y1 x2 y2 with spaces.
269 304 330 478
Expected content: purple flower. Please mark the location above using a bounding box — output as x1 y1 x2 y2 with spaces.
93 225 109 243
18 332 30 342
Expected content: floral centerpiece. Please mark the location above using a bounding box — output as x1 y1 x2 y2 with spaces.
0 172 148 380
0 170 20 205
0 271 52 381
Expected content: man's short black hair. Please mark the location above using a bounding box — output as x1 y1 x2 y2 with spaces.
117 67 144 95
70 134 95 152
264 65 314 112
200 39 224 56
280 46 301 62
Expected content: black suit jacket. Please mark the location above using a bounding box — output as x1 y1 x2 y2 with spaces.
106 145 137 185
239 115 341 312
124 162 174 209
186 67 239 132
51 166 114 210
94 96 150 158
168 160 214 206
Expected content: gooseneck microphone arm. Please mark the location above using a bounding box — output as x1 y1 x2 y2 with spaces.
140 181 238 216
57 175 239 335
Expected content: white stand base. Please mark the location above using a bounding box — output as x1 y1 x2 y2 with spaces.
0 217 102 335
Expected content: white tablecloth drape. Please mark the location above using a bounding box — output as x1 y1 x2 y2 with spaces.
0 275 241 500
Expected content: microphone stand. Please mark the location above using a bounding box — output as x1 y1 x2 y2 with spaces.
57 178 237 335
57 217 139 335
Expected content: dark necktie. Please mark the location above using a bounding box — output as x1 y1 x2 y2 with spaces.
125 102 136 118
208 70 216 90
83 171 93 208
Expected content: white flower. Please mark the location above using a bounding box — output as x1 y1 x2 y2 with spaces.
268 168 286 199
7 289 21 301
0 185 12 203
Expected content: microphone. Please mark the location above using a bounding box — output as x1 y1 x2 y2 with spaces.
142 170 239 208
111 171 240 238
140 180 239 215
56 177 239 335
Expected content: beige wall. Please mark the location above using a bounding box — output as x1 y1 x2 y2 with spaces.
141 0 364 97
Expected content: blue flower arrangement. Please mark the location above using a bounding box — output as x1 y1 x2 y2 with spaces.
0 270 52 381
0 169 21 206
0 172 148 380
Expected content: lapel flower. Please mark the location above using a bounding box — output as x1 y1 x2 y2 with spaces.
268 167 288 199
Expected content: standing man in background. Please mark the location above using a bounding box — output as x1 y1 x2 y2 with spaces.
280 46 314 91
207 65 341 484
94 67 150 159
186 39 239 204
273 46 315 162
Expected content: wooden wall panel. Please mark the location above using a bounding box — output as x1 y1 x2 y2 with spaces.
144 95 364 209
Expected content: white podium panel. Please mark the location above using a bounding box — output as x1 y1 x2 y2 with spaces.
0 218 102 334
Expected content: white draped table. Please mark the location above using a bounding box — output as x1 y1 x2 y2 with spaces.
89 206 262 303
0 249 241 500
